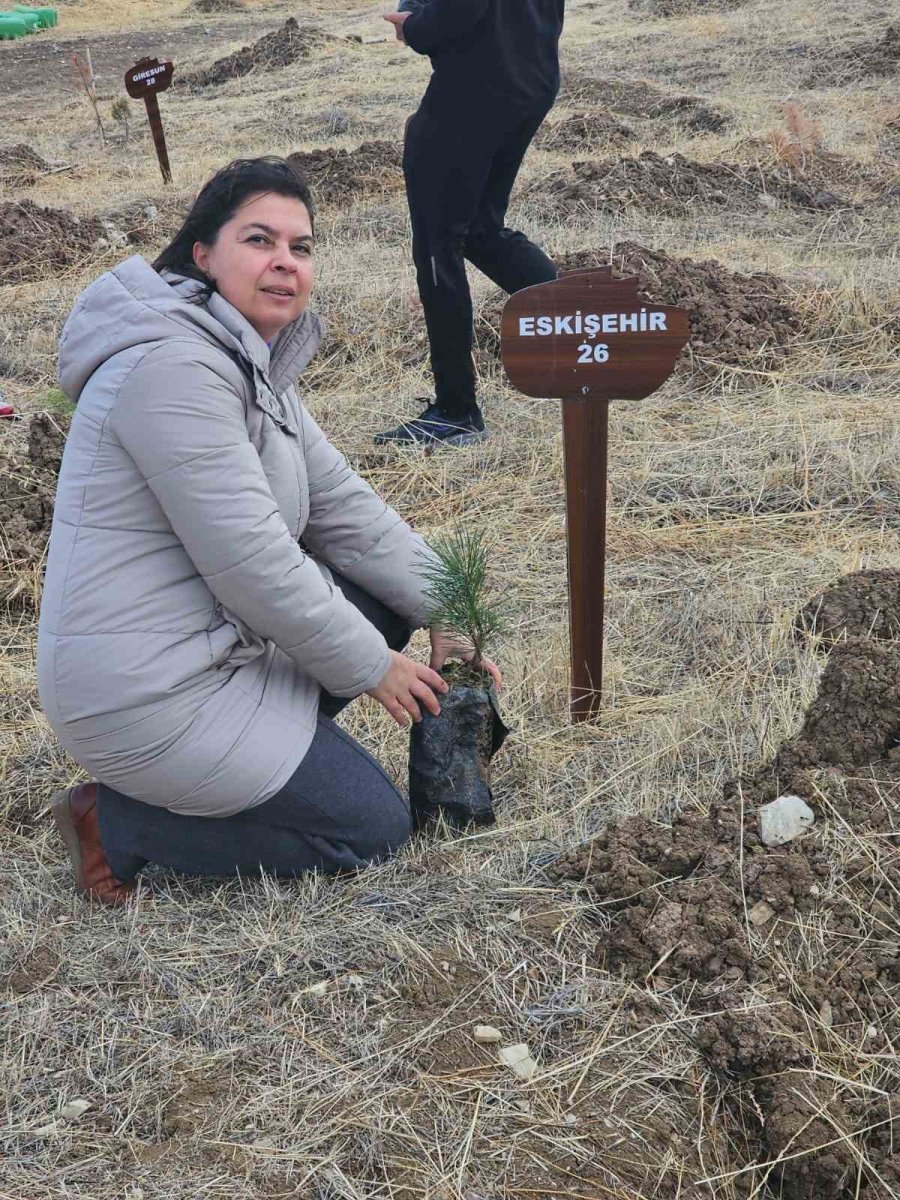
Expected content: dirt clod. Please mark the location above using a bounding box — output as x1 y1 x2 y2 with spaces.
537 111 636 153
0 200 106 285
795 568 900 644
0 143 50 186
0 412 69 567
562 74 729 133
534 150 854 221
287 142 403 205
179 18 328 89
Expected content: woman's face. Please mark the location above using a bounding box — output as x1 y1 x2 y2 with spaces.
192 191 314 343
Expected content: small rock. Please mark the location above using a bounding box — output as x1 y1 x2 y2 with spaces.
819 1000 833 1027
92 237 110 252
513 1099 532 1113
564 1112 578 1126
33 1123 59 1136
748 900 776 926
345 974 365 989
142 204 158 221
473 1024 503 1044
499 1043 538 1080
507 908 522 923
756 192 779 210
60 1099 92 1121
867 1025 878 1039
758 795 815 846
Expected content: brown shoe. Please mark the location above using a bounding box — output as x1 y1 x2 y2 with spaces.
51 782 138 906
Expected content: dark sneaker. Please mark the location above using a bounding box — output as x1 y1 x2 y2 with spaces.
374 402 488 447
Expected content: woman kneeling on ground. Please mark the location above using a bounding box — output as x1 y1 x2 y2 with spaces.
38 156 501 905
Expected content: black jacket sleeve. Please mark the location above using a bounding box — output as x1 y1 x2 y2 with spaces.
402 0 490 54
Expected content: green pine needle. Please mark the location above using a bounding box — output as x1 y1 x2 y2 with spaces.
418 528 507 664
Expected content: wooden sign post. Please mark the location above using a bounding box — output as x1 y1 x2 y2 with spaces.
124 57 175 184
501 268 690 720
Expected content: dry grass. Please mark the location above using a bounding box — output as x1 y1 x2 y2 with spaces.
2 0 900 1196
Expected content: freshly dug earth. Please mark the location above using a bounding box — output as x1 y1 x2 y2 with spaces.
810 23 900 86
795 568 900 644
551 577 900 1197
534 150 853 219
179 18 327 89
559 241 802 369
561 73 729 133
629 0 748 12
0 412 69 597
0 143 50 187
287 142 403 205
475 241 801 372
0 200 106 285
189 0 244 11
537 111 636 152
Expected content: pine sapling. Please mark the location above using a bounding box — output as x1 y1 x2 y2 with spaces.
419 528 506 673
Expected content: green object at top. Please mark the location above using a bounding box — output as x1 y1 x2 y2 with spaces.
14 4 57 26
0 14 29 36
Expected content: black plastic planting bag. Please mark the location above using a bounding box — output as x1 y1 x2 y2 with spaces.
409 675 510 829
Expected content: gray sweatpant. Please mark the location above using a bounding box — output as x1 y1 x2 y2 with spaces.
98 574 413 880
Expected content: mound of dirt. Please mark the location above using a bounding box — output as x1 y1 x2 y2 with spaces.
629 0 748 12
537 111 636 152
179 18 327 89
189 0 243 11
810 23 900 86
561 241 801 369
562 74 729 133
474 241 800 372
0 412 69 578
534 150 852 220
795 569 900 644
286 142 403 206
550 591 900 1197
0 143 50 186
0 200 106 285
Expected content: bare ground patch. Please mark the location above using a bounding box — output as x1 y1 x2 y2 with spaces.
178 17 330 89
287 141 403 206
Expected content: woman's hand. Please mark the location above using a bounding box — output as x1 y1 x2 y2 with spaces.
367 650 448 727
429 629 503 692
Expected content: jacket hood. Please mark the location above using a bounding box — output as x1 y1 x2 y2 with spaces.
58 254 323 404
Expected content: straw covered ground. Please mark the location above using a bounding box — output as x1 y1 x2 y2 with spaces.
2 1 900 1197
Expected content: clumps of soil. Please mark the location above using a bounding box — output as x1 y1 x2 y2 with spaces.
0 200 106 285
286 142 403 206
550 592 900 1197
537 111 636 153
562 74 729 134
475 241 800 373
189 0 244 12
534 150 853 221
179 18 328 89
796 568 900 644
0 143 50 187
629 0 748 12
810 24 900 86
0 412 69 573
559 241 802 370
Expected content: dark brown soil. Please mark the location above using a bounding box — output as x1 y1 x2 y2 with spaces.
796 569 900 644
810 24 900 87
287 142 403 206
0 142 50 186
550 586 900 1197
629 0 748 12
474 241 801 374
189 0 244 11
537 111 636 153
559 241 802 370
179 17 328 89
561 74 729 133
534 150 854 220
0 200 106 285
0 412 69 568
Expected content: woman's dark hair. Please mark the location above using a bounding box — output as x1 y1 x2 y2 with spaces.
153 156 315 291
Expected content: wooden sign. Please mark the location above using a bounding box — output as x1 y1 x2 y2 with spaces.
501 268 690 720
124 57 174 184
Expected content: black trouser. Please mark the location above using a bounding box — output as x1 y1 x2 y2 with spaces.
97 574 414 880
404 101 559 420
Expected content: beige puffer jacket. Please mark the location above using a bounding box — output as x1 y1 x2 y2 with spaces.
37 256 436 816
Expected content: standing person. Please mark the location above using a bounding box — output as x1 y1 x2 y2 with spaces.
376 0 565 448
38 157 501 906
